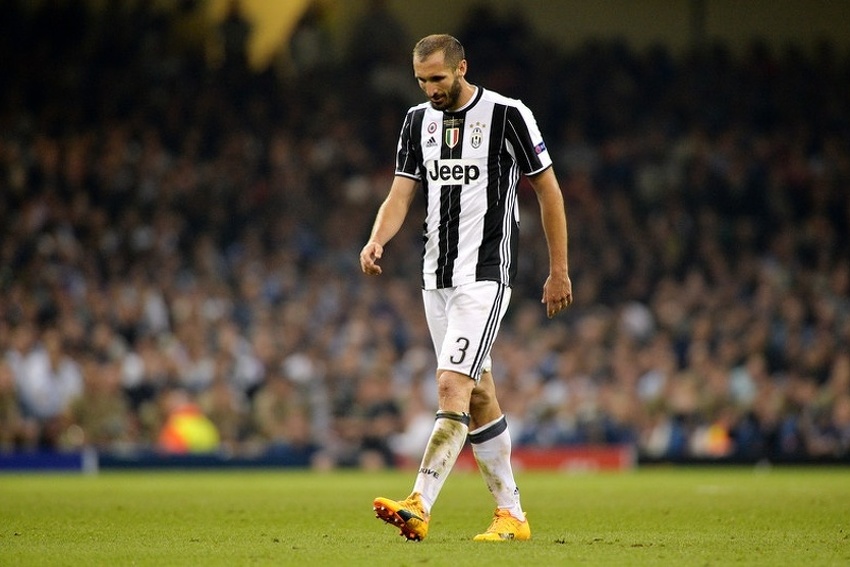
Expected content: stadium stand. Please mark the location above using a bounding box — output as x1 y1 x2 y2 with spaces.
1 0 848 468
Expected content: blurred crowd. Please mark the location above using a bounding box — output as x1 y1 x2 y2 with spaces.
1 0 849 467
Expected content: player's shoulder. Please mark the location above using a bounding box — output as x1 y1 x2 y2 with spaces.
479 87 529 110
406 101 432 114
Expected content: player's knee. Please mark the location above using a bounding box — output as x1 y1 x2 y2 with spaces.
437 370 474 403
470 386 493 410
436 371 461 396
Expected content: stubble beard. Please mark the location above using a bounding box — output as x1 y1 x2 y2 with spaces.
430 76 463 111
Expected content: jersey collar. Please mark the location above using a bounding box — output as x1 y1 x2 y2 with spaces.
446 85 482 115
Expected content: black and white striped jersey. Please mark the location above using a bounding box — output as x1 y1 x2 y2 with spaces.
395 86 553 290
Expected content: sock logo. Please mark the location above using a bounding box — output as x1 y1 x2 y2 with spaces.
419 467 440 479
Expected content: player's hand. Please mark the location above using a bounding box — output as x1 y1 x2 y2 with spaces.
360 241 384 275
542 273 573 318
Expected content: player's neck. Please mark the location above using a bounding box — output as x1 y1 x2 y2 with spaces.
450 83 477 113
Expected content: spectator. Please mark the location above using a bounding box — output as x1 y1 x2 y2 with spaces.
14 328 83 449
66 358 134 451
0 2 848 465
0 359 37 451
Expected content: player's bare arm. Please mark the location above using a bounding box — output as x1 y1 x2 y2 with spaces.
360 175 418 276
528 167 573 318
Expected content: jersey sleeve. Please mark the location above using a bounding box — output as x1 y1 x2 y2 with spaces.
504 103 552 176
395 107 423 180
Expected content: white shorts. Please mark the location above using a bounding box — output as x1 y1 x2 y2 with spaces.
422 281 511 381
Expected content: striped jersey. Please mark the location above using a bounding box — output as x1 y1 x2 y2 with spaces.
395 86 553 290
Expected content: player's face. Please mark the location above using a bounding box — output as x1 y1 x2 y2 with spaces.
414 52 465 111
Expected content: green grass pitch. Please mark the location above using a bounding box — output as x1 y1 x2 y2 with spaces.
1 466 848 566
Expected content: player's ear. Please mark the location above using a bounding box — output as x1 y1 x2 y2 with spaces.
456 59 467 77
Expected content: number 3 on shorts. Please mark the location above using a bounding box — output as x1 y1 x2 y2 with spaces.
450 337 470 364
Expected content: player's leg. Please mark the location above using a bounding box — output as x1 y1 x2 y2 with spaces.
407 284 484 517
469 370 530 540
410 369 473 508
469 369 503 428
437 282 528 540
373 282 507 540
373 386 471 541
373 288 468 541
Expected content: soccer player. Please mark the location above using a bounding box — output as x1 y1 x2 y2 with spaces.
359 34 572 542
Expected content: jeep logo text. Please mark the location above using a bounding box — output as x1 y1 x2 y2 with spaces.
425 159 481 185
